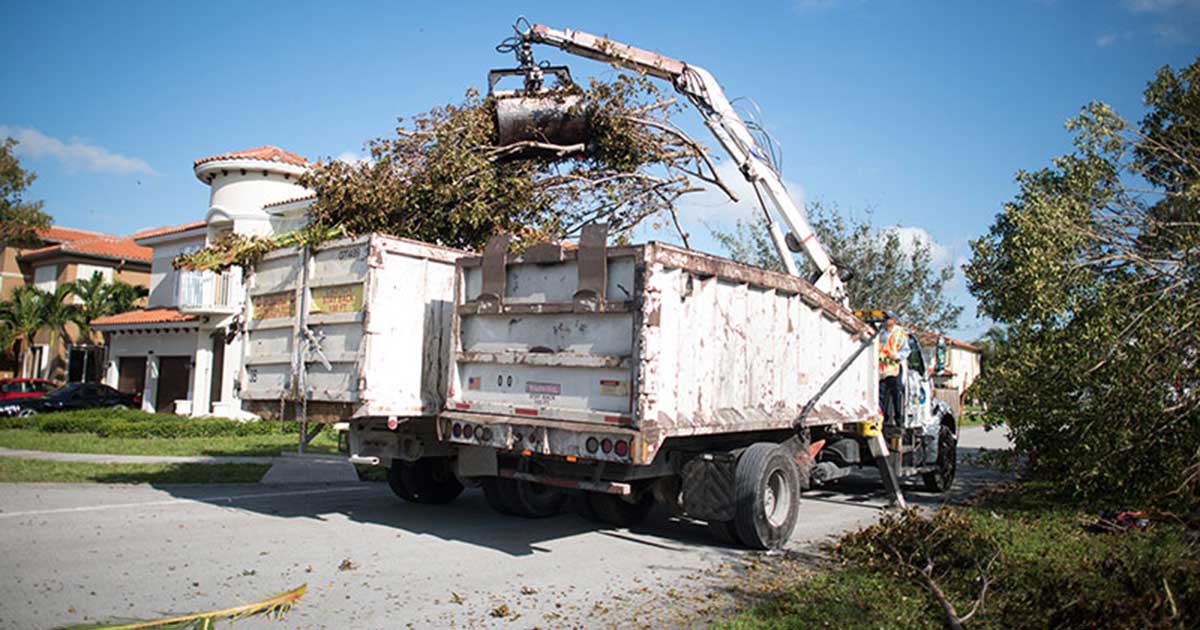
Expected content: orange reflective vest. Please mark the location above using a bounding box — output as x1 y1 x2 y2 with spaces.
878 327 908 378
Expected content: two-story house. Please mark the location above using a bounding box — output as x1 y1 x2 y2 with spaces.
0 226 151 381
93 146 314 416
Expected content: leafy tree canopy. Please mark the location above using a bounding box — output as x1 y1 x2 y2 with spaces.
711 202 962 331
965 58 1200 508
0 137 52 247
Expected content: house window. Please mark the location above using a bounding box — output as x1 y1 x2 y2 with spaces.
33 265 57 291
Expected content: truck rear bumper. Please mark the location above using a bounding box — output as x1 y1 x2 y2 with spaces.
498 468 632 495
440 411 646 465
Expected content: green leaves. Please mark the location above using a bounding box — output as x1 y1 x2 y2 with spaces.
966 57 1200 510
0 136 52 247
710 203 963 331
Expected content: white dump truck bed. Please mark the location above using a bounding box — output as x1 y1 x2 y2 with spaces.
445 237 879 464
240 234 464 421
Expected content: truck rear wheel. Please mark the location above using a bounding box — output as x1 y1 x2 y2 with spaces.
706 519 743 546
733 443 801 550
387 462 418 502
481 478 565 518
922 425 957 493
482 478 518 515
394 458 463 504
587 492 654 528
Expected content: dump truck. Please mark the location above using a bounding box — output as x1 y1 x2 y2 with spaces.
238 233 472 502
414 21 958 548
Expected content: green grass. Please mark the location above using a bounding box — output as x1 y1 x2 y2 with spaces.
0 428 339 457
721 482 1198 629
0 458 271 483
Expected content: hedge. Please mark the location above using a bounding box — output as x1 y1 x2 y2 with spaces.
0 409 300 439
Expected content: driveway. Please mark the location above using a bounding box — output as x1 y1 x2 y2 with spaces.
0 425 1011 629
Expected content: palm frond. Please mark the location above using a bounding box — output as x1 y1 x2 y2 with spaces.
53 583 306 630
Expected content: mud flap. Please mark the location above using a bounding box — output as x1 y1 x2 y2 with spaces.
681 452 736 522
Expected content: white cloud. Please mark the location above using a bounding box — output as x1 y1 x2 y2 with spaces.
0 125 156 176
1096 33 1120 47
336 151 372 166
886 225 955 268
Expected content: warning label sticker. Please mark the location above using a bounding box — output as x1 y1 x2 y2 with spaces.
526 382 561 395
599 379 630 396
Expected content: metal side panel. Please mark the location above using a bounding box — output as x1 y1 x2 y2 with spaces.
356 238 459 417
636 256 877 438
240 234 465 416
448 254 639 426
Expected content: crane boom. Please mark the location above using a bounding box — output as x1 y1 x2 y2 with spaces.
523 23 845 299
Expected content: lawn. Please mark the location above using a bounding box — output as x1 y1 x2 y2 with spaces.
0 459 272 483
0 409 346 483
0 428 339 457
720 482 1198 629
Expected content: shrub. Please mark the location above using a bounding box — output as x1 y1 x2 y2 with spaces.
0 409 299 439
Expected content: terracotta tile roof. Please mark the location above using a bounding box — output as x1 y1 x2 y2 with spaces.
914 329 981 353
36 226 109 244
263 194 317 209
20 236 151 264
92 307 198 327
194 146 307 168
132 220 207 241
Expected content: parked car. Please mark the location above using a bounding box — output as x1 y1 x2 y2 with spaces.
0 383 138 417
0 378 57 402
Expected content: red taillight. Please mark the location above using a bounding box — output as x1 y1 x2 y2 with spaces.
514 407 538 416
601 438 613 454
463 424 474 439
387 417 399 430
614 440 628 457
452 423 462 438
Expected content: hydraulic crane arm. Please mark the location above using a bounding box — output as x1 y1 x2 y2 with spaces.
522 23 845 299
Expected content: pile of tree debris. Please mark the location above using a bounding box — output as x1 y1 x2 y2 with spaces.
176 74 731 271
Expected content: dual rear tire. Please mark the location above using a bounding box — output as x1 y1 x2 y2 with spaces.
387 457 464 504
482 477 567 518
714 443 802 550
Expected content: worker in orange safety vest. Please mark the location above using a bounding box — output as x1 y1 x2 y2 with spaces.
877 314 910 428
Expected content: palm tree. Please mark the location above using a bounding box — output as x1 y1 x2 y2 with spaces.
38 284 83 379
0 287 47 377
71 271 148 340
102 280 148 314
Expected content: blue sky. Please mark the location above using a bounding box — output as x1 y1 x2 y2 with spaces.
2 0 1197 338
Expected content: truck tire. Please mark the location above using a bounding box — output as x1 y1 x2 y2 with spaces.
706 520 743 546
733 443 801 550
398 458 464 504
387 462 419 502
922 425 957 493
587 492 655 528
482 478 519 515
508 479 566 518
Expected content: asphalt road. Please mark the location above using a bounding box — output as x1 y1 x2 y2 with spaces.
0 426 1011 629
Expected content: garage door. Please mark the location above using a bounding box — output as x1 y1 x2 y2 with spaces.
155 356 191 414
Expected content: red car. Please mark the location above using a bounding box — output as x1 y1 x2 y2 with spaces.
0 378 57 402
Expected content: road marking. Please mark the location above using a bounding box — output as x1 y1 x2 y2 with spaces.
0 485 373 519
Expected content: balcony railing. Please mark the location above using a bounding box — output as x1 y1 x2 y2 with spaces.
176 269 241 314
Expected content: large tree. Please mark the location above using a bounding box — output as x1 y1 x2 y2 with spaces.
0 137 52 247
711 203 962 331
966 58 1199 508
